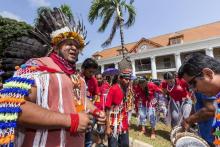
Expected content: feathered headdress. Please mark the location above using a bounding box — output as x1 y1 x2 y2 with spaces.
35 7 89 50
1 31 49 80
1 7 88 80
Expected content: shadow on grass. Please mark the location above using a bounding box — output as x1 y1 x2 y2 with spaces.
129 123 139 131
155 129 170 141
129 122 170 141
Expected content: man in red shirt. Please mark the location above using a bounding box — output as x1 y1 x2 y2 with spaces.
162 72 192 128
81 58 100 102
95 73 111 110
105 70 131 147
93 73 111 147
81 58 100 147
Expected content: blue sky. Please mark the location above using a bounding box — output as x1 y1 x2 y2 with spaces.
1 0 220 63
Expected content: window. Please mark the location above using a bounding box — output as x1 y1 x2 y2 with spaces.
138 45 147 52
93 54 102 60
135 58 151 71
164 57 171 68
170 38 182 45
97 56 101 60
169 34 183 45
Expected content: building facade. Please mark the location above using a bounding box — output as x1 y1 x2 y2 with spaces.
77 21 220 79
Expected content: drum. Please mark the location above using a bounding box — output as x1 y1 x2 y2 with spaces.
170 126 209 147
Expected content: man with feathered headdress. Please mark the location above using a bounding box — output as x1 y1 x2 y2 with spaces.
0 7 106 147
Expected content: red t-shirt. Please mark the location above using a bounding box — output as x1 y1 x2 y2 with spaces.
100 82 111 94
86 76 99 99
147 82 161 100
94 82 111 110
161 78 189 101
105 84 128 131
133 85 147 109
146 82 161 107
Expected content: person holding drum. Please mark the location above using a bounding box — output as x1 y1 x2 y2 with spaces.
162 72 192 128
178 53 219 146
183 92 215 146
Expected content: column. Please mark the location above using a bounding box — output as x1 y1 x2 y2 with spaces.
175 53 181 71
114 63 118 69
205 47 214 57
101 64 104 73
131 59 136 76
151 56 157 79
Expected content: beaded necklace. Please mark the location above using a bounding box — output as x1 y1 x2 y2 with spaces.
70 74 85 112
167 82 175 93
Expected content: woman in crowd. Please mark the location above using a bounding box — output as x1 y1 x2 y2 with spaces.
134 77 148 135
161 72 192 128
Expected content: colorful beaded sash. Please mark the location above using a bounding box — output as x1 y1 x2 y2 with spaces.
0 63 59 146
213 92 220 145
0 77 34 146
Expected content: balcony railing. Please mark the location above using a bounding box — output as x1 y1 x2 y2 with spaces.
135 64 151 71
156 63 176 69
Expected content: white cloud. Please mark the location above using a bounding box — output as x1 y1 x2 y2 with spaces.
28 0 50 7
0 11 22 21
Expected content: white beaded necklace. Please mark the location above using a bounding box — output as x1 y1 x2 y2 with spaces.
167 83 175 93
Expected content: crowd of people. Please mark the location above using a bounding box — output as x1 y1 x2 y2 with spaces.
1 6 220 147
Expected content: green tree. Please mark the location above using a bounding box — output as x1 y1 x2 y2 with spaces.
88 0 136 57
0 16 32 57
60 4 75 23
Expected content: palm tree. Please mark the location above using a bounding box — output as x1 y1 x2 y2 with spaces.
60 4 75 24
88 0 136 58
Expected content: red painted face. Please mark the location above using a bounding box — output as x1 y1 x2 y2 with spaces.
57 40 80 64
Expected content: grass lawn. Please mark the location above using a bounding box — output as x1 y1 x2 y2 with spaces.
129 116 171 147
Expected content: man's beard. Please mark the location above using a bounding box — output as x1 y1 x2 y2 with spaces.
58 50 78 64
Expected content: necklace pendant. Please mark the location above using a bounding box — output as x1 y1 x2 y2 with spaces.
75 100 84 112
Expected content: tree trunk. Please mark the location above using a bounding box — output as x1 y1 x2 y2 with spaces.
117 4 125 58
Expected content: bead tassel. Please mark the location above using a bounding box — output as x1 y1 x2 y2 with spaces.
213 93 220 145
0 75 34 146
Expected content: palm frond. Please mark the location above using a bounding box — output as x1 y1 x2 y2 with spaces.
101 16 120 47
123 3 136 28
88 0 110 23
129 0 134 4
60 4 75 25
98 8 115 32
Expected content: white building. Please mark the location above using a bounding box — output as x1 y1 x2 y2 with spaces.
78 21 220 79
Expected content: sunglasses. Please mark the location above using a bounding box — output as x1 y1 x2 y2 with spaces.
188 72 202 88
